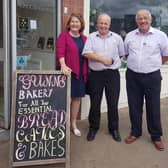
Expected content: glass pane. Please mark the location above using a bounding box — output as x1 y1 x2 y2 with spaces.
90 0 168 67
90 0 168 36
0 62 4 121
0 0 4 123
0 0 3 48
16 0 56 70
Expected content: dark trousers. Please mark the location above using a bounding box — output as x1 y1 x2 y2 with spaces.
126 68 162 141
87 69 120 132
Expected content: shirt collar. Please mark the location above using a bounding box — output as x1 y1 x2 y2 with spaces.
135 27 154 35
96 31 112 38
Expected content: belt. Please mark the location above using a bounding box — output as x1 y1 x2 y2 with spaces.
127 68 160 75
90 69 118 72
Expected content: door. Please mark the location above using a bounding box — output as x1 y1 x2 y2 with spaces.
0 0 10 129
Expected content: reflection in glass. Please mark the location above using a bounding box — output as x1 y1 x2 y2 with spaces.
90 0 168 68
16 0 56 70
0 0 4 123
90 0 168 35
0 0 3 48
0 62 4 121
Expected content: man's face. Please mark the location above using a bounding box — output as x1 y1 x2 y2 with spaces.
136 10 152 33
97 14 111 36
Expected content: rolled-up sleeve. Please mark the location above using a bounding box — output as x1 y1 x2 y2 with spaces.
82 35 94 55
160 33 168 56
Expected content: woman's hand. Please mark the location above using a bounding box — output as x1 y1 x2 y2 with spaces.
59 57 72 76
61 64 72 76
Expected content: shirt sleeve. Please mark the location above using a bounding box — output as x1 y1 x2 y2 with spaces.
160 33 168 56
82 35 94 55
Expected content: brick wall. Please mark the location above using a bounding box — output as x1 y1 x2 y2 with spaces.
61 0 84 32
61 0 84 119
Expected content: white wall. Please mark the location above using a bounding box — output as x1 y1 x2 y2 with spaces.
83 0 90 36
81 67 168 119
161 66 168 97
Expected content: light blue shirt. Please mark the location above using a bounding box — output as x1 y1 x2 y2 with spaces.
124 27 168 73
82 31 125 70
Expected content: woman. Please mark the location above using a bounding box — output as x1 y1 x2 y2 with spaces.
56 13 88 136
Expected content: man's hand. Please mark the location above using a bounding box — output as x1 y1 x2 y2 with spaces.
84 53 113 65
162 56 168 64
101 57 113 65
59 57 72 76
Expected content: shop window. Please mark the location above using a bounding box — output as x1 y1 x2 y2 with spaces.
90 0 168 35
0 0 3 48
90 0 168 67
16 0 57 70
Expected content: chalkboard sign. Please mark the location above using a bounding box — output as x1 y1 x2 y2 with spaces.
10 70 70 168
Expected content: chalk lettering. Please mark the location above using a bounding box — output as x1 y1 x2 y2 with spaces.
16 127 63 142
57 126 65 157
18 74 66 90
15 143 27 161
17 110 66 128
18 105 52 114
12 73 69 163
18 88 53 100
30 100 39 106
29 140 59 159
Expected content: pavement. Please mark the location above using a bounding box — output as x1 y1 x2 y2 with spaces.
0 98 168 168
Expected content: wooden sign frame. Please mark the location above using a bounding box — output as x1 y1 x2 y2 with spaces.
9 70 70 168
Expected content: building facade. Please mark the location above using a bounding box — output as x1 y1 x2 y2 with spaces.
0 0 88 129
0 0 168 129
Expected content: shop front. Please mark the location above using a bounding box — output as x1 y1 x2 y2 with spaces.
0 0 60 129
81 0 168 119
0 0 88 131
0 0 10 129
1 0 168 129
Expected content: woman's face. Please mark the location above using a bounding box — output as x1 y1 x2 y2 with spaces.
69 16 81 33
